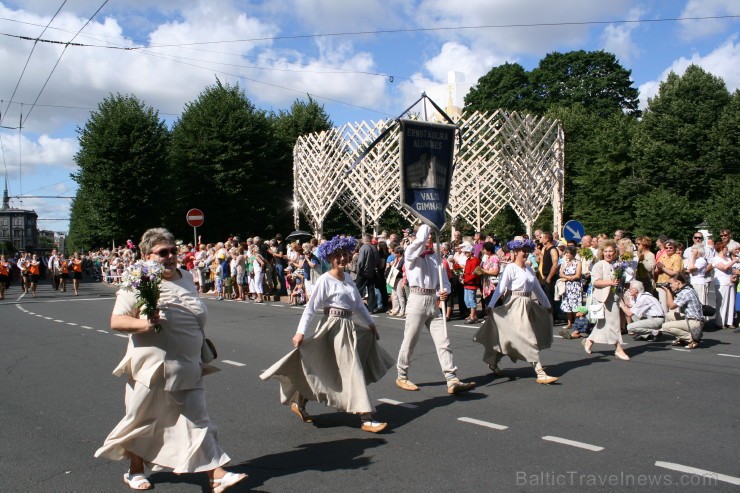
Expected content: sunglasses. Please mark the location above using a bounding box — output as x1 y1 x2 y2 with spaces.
693 236 703 240
154 247 178 258
720 234 729 237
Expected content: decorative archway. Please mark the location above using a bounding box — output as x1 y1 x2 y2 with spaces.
293 110 564 237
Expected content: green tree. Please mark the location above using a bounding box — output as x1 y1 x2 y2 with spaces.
270 96 333 234
69 94 170 250
168 79 274 240
463 62 538 113
704 177 740 236
633 65 731 204
633 188 702 241
530 50 640 117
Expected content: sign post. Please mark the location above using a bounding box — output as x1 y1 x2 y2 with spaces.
186 208 204 247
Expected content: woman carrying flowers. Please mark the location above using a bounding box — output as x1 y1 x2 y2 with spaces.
260 235 394 433
95 228 246 492
473 238 558 385
582 239 630 361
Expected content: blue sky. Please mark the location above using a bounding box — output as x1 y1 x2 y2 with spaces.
0 0 738 234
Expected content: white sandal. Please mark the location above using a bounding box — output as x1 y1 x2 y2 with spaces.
123 471 152 490
211 471 248 493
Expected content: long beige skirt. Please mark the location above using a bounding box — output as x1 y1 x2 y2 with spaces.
95 372 229 473
473 295 553 364
260 315 394 414
587 295 623 345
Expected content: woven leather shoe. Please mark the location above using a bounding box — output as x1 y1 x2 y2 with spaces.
290 402 312 423
447 378 475 395
536 376 559 385
395 378 419 391
361 421 388 433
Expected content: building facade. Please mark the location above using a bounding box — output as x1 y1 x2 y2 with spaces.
1 183 39 253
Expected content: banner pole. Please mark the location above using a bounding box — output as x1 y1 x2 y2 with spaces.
435 229 447 325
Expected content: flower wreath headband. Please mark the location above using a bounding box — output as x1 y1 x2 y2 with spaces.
507 239 536 251
317 235 358 261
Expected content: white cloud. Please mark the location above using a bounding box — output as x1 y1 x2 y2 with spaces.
679 0 740 41
415 0 638 55
638 37 740 108
0 132 77 175
601 7 645 63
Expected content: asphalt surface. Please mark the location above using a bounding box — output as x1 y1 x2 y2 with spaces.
1 280 739 492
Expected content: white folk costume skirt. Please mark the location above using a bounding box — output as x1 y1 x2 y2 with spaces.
94 370 229 473
473 292 553 364
587 294 623 345
260 314 394 414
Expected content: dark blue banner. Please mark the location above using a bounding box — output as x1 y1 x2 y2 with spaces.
399 120 456 230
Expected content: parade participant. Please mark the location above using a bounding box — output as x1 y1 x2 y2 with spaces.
260 235 394 433
71 252 83 296
473 238 558 385
48 249 60 290
95 228 247 492
28 254 41 298
58 255 70 292
582 240 631 360
0 254 9 300
19 253 30 294
395 224 476 394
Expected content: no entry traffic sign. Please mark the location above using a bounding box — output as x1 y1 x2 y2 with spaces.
186 208 204 228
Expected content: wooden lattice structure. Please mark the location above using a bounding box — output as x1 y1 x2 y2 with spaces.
293 110 564 237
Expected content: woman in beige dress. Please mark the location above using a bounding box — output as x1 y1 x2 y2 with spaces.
261 235 394 433
95 228 246 492
582 240 630 360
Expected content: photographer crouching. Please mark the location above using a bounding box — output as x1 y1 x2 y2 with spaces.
659 272 704 349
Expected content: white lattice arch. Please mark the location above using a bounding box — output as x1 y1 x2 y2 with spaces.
293 110 564 237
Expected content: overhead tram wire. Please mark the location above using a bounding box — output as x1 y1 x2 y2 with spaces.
0 0 68 128
20 0 110 127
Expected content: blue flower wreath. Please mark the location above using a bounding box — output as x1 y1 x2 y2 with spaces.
506 239 536 251
317 235 358 261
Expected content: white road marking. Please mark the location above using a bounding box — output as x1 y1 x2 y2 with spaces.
44 317 52 320
654 461 740 486
542 436 604 451
97 329 108 333
222 360 246 367
81 326 92 329
554 335 563 338
458 417 508 430
54 319 64 323
291 306 304 309
114 334 129 339
377 398 418 409
66 322 77 326
453 324 472 328
718 353 740 358
35 314 43 317
671 348 691 352
27 312 35 315
45 298 112 303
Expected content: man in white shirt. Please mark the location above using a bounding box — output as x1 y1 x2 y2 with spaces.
47 249 59 290
620 280 665 341
395 224 475 395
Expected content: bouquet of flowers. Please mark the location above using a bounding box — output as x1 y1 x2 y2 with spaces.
620 252 633 262
452 262 464 279
120 260 165 332
611 260 629 293
579 247 593 261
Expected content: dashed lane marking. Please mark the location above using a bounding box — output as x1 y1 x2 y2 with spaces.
81 326 92 329
542 436 604 452
671 348 691 352
114 334 129 339
655 461 740 486
718 353 740 358
44 317 52 320
378 398 418 409
35 314 43 317
66 322 77 326
97 329 108 334
222 360 246 367
458 417 508 430
54 319 64 323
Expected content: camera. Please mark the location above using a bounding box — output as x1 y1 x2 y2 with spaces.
656 282 670 289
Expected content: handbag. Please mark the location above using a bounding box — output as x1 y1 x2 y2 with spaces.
588 302 605 320
386 265 400 285
201 338 218 364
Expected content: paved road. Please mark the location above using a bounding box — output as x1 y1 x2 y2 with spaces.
2 281 739 492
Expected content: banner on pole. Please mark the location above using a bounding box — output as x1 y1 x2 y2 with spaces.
399 119 456 230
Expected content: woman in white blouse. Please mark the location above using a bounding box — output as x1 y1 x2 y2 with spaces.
260 236 394 433
711 241 736 328
473 238 558 385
